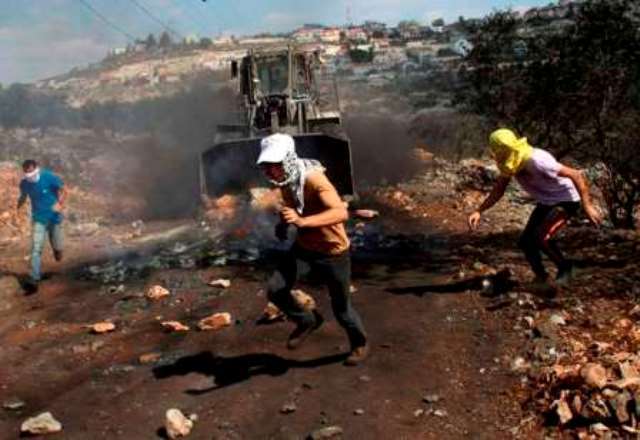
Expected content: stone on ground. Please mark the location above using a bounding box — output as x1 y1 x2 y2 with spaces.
165 408 194 439
20 412 62 435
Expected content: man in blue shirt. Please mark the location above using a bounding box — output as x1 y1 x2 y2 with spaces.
17 160 67 286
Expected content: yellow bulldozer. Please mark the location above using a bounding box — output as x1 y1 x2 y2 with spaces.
200 45 354 199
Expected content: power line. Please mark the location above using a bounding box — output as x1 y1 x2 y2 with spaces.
169 0 211 37
127 0 185 41
76 0 137 41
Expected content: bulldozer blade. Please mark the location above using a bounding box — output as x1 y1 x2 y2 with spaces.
201 133 355 197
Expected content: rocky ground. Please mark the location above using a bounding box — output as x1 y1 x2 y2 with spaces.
0 156 638 439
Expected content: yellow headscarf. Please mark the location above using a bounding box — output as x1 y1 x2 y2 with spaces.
488 128 533 176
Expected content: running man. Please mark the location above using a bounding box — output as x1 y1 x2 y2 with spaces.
258 133 369 366
468 129 602 292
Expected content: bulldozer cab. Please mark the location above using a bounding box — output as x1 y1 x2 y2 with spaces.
255 55 288 96
201 45 355 199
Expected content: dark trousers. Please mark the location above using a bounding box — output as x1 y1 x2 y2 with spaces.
518 202 580 279
267 245 367 349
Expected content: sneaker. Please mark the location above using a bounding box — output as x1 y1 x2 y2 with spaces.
53 249 63 262
286 311 324 350
344 343 370 366
529 276 558 299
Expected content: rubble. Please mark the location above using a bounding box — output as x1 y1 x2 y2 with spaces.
433 409 448 418
161 321 190 332
308 426 343 439
280 402 297 414
165 408 194 439
208 279 231 289
581 363 608 389
139 352 162 364
353 209 379 219
552 398 573 425
147 285 170 300
198 313 232 331
3 398 25 411
20 412 62 435
423 394 441 404
90 322 116 334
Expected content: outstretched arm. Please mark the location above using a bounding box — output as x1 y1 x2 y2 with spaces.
468 175 511 230
558 165 602 226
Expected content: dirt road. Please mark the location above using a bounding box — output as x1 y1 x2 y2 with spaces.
0 214 534 439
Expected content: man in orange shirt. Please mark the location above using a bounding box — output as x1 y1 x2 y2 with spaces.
258 133 368 366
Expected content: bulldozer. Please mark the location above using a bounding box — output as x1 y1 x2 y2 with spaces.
200 45 355 199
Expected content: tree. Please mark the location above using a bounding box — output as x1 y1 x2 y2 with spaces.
159 31 172 48
349 47 374 63
145 33 157 50
199 37 213 48
432 18 445 27
457 0 640 228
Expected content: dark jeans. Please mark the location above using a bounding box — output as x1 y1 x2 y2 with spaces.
267 245 367 349
518 201 580 279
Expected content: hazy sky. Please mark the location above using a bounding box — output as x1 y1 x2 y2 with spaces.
0 0 550 84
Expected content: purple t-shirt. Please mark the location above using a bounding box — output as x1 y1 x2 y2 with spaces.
514 148 580 205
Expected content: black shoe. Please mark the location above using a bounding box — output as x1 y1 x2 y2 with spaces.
23 277 39 295
286 311 324 350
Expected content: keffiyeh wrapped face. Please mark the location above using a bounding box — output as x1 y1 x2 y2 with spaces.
257 134 324 214
270 150 300 187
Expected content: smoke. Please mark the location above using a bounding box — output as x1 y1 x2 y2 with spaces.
344 113 422 188
124 85 237 219
84 81 237 220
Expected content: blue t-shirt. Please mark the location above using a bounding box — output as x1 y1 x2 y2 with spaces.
20 169 64 225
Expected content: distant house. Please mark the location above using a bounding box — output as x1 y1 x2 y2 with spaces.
110 47 126 56
319 27 341 44
238 36 289 45
184 34 199 45
212 36 235 46
363 20 387 35
345 26 368 42
371 37 390 50
397 21 423 40
292 27 324 43
132 43 146 53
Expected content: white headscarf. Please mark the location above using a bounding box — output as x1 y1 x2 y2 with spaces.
24 167 41 183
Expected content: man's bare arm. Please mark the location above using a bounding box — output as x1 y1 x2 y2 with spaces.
17 190 27 210
57 185 67 206
468 175 511 230
280 173 348 228
558 165 602 226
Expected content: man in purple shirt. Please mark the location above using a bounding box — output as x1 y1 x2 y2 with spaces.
468 129 602 294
